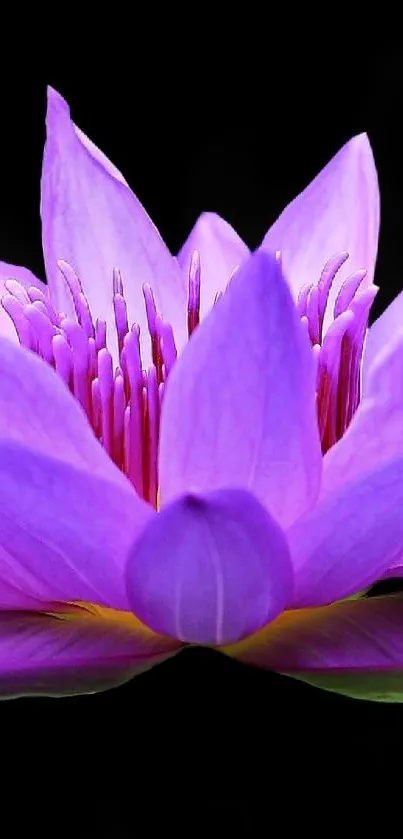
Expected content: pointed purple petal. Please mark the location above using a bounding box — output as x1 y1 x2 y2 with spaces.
159 250 321 527
289 457 403 607
41 87 187 364
0 606 179 698
0 337 130 486
0 442 153 610
322 333 403 497
126 488 293 645
261 134 379 332
227 596 403 701
177 212 250 313
362 289 403 389
0 261 46 341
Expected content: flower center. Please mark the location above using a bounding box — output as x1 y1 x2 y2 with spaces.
1 249 376 505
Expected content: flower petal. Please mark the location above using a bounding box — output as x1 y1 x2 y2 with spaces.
0 605 178 699
40 87 187 364
0 442 153 610
74 126 129 186
261 134 379 332
289 458 403 607
0 261 46 341
126 488 293 645
362 290 403 390
0 337 129 485
381 562 403 580
177 212 250 312
226 596 403 701
322 333 403 497
159 250 321 528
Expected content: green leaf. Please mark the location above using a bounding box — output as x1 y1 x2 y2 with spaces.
282 669 403 702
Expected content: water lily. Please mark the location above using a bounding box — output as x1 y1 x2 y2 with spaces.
1 87 403 702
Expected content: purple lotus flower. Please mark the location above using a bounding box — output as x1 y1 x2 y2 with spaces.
0 86 402 701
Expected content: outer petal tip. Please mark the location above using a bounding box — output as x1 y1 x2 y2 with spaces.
334 131 376 168
41 85 186 365
261 131 379 329
46 85 70 124
350 131 372 149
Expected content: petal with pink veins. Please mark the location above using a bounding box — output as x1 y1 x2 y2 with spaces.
177 212 250 313
0 261 46 341
41 87 187 364
289 457 403 607
159 250 321 528
261 134 379 333
0 442 153 610
225 595 403 701
0 605 179 699
126 488 293 645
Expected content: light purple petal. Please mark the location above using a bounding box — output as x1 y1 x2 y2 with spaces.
289 458 403 607
322 333 403 498
362 290 403 391
0 442 153 610
0 606 179 698
261 134 379 333
126 488 293 645
0 564 53 611
74 126 130 186
177 212 250 313
226 596 403 701
0 337 133 487
41 87 187 364
381 562 403 580
0 261 46 341
159 250 321 528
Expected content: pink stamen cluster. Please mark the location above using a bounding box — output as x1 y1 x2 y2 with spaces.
1 249 376 503
1 252 201 508
296 252 377 452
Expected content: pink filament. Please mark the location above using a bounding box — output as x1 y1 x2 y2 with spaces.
1 248 376 503
1 253 203 508
300 256 378 453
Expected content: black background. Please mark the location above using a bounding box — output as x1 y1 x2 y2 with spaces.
0 30 401 832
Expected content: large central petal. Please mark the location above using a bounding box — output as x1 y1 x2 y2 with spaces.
159 250 322 528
